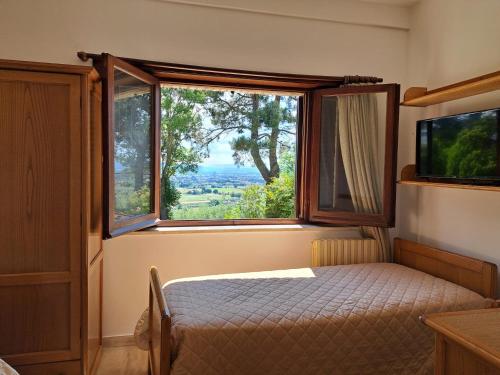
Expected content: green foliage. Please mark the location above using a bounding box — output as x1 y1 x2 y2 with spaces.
225 185 266 219
209 199 221 206
446 119 497 177
113 92 153 217
115 185 151 218
264 173 296 218
430 116 497 178
224 172 296 220
160 87 208 219
114 94 151 190
279 147 296 175
160 177 180 220
173 204 235 220
130 186 152 213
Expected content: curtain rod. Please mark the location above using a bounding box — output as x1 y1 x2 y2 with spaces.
77 51 383 85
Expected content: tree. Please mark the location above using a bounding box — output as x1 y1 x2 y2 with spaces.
264 173 295 218
113 92 154 217
446 118 497 177
264 147 296 218
228 147 296 219
114 94 152 191
160 87 208 219
225 185 266 219
204 92 297 183
229 171 295 219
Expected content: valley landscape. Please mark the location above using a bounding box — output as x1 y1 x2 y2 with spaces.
171 165 265 220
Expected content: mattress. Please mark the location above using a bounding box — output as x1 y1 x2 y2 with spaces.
136 263 491 375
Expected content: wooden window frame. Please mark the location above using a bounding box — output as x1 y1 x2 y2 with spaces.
308 84 400 227
99 55 161 238
83 52 398 233
155 90 307 228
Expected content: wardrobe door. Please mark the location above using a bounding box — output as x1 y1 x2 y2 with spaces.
0 70 82 366
87 256 103 374
86 77 103 374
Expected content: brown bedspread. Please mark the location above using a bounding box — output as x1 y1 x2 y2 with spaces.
139 263 491 375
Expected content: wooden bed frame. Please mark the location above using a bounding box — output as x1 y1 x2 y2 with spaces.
147 237 498 375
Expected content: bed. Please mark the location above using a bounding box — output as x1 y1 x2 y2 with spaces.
141 238 497 375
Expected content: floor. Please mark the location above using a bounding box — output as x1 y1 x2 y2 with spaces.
95 345 148 375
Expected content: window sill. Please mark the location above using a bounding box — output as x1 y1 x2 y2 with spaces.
136 224 360 235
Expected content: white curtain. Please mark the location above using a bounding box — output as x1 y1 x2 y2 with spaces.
337 91 391 262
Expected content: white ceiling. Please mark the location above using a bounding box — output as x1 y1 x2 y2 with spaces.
360 0 420 7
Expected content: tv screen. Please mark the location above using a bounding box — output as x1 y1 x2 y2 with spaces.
416 108 500 184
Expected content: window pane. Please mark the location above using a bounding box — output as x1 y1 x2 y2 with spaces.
318 92 387 214
113 68 153 222
160 86 299 221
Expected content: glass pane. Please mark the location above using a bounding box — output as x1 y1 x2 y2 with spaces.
318 92 387 214
113 68 153 222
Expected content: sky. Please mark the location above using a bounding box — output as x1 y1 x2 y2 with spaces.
202 131 237 166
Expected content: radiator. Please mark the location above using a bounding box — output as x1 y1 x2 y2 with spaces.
311 238 380 267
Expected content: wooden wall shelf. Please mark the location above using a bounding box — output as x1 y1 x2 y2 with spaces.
401 70 500 107
398 165 500 192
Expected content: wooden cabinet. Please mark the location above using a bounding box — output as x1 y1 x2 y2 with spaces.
0 60 103 375
86 256 103 374
84 67 104 375
422 308 500 375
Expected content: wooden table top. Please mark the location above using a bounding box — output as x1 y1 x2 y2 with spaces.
421 308 500 369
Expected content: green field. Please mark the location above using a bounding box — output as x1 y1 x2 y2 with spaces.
176 187 241 202
171 186 246 220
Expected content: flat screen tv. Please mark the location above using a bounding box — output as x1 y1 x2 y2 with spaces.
416 108 500 185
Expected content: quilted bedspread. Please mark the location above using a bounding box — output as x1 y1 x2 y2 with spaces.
138 263 491 375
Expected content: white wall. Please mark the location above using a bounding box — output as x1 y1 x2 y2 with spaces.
0 0 410 336
398 0 500 292
0 0 408 74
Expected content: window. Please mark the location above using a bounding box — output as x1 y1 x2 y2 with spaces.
308 85 399 226
99 55 160 237
159 86 300 222
93 53 399 237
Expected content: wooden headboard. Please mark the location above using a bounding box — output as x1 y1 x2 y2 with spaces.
394 238 497 299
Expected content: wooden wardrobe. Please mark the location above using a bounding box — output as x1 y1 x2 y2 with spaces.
0 59 103 375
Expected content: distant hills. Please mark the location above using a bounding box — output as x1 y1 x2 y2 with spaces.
189 164 263 176
173 164 265 189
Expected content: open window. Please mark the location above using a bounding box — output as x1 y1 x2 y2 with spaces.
100 54 160 237
157 85 302 225
308 84 400 227
85 52 399 236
